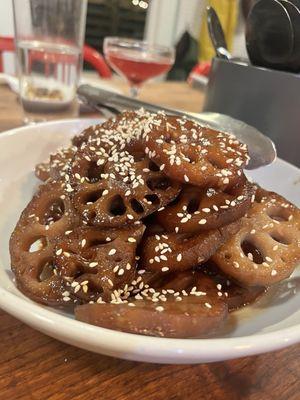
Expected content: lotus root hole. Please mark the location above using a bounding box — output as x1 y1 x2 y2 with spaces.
89 238 114 248
130 199 145 214
266 206 290 222
40 199 65 224
82 190 104 204
109 195 126 216
148 160 160 171
38 260 55 281
269 231 292 245
87 161 104 183
113 256 123 263
187 197 200 213
164 135 172 144
132 152 145 162
254 191 264 203
146 177 171 191
144 194 160 205
27 236 48 253
187 152 197 164
241 240 264 264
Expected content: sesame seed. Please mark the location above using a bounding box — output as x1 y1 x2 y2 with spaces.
74 285 81 293
271 269 277 276
233 261 239 268
262 262 269 267
82 285 88 293
56 248 63 256
177 253 182 262
81 239 87 247
113 265 119 273
161 267 169 272
155 306 164 312
109 248 116 256
198 219 207 225
184 174 189 182
128 237 136 243
89 262 98 268
205 302 212 309
108 279 114 287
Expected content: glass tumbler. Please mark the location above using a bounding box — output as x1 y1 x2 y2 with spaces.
13 0 87 124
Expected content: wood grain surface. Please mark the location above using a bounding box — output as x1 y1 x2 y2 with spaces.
0 80 299 400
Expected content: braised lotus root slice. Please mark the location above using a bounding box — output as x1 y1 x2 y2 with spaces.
68 144 181 226
9 181 78 306
72 109 155 148
54 224 145 303
201 262 266 311
75 272 228 338
35 146 76 182
211 189 300 286
157 175 255 234
145 115 249 189
140 219 241 272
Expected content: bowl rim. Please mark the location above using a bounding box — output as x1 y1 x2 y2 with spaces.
0 119 299 363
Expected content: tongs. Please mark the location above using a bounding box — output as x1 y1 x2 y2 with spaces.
77 84 276 170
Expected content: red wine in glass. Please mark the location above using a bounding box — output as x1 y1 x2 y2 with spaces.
104 37 175 97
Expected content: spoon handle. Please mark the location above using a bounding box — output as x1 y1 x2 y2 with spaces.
207 6 232 60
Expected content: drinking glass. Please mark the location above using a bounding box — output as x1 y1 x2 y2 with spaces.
103 37 175 98
13 0 87 124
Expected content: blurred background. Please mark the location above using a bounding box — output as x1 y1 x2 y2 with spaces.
0 0 251 79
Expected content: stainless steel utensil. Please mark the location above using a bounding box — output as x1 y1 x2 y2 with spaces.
206 6 232 60
77 84 276 170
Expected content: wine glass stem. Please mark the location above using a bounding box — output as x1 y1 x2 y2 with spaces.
130 85 140 98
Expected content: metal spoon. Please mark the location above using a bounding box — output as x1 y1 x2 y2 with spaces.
206 6 232 60
77 84 277 170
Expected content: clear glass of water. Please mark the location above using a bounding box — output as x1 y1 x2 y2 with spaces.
12 0 87 124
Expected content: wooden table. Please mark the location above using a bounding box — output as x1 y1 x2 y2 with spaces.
0 81 299 400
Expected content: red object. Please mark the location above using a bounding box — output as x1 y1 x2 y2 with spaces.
190 61 212 78
106 49 173 86
83 44 111 78
0 36 112 78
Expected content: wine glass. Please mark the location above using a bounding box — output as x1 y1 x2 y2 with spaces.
103 37 175 98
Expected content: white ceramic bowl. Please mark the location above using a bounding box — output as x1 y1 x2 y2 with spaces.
0 119 299 364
